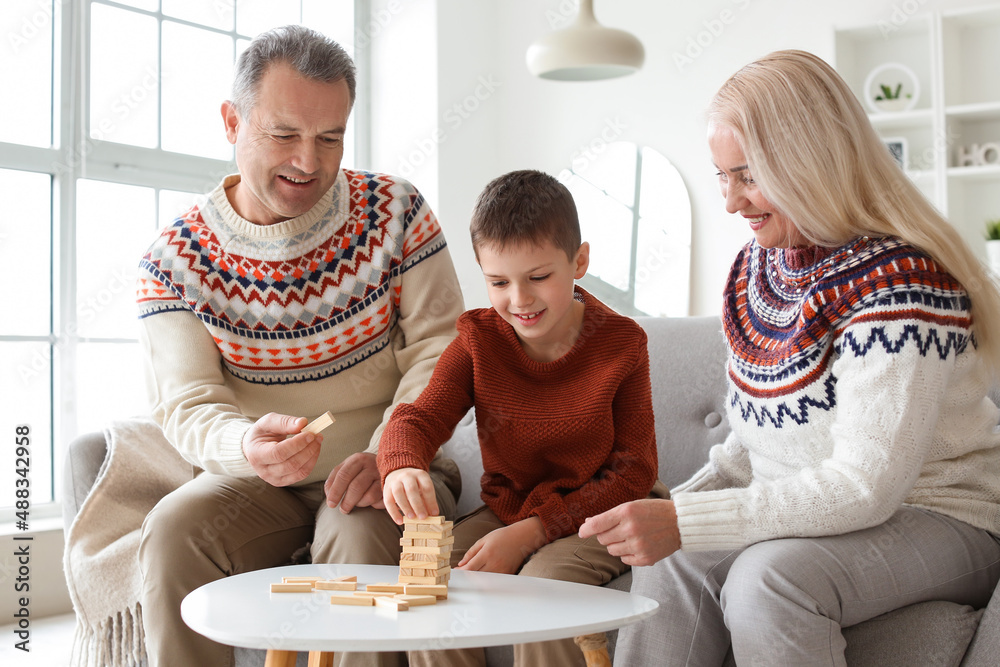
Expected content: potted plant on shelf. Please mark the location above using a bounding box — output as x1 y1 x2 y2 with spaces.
985 219 1000 275
874 83 911 112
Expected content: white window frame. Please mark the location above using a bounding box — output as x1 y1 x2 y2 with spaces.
0 0 369 524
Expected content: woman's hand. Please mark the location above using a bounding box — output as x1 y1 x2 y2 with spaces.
457 517 547 574
579 499 681 566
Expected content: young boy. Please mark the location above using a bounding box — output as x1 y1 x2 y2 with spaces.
376 170 661 666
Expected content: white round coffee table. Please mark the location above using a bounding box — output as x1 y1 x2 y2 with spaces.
181 563 657 665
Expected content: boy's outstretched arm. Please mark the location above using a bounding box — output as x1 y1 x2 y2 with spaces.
383 467 439 524
457 517 548 575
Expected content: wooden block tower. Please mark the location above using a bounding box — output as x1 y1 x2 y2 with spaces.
398 516 453 587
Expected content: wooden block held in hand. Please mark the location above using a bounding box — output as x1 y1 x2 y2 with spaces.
330 594 374 606
403 515 445 526
271 582 314 593
303 411 335 434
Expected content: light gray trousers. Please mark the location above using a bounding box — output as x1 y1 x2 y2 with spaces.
615 508 1000 667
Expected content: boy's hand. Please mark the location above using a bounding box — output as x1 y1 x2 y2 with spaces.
383 467 438 524
242 412 322 487
457 517 547 575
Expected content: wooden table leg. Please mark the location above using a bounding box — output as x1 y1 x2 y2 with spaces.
574 633 612 667
308 651 335 667
264 649 298 667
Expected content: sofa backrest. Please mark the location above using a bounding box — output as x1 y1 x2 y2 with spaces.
439 315 732 516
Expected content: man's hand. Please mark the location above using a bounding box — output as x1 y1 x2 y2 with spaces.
457 517 547 575
325 452 385 513
578 499 681 566
242 412 322 487
383 467 438 524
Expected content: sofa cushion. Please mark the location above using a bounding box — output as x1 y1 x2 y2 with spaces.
843 602 983 667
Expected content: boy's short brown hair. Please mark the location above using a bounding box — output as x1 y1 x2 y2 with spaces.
470 170 581 261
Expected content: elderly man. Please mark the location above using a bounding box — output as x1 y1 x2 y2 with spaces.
135 25 464 666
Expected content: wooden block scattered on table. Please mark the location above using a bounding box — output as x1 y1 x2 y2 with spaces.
270 582 314 593
282 576 321 584
330 575 357 582
303 411 335 434
352 591 394 598
330 594 374 606
374 596 409 611
366 583 406 594
314 580 357 591
394 594 437 607
403 584 448 599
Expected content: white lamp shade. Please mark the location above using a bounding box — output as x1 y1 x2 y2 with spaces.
526 0 645 81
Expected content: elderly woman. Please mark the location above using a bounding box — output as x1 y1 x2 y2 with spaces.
580 50 1000 666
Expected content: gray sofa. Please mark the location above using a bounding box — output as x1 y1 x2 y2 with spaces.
63 316 1000 666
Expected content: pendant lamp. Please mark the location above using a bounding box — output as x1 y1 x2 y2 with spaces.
526 0 645 81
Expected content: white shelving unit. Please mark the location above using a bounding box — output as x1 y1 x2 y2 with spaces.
834 4 1000 259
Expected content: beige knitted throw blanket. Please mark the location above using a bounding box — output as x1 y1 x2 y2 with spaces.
63 418 194 667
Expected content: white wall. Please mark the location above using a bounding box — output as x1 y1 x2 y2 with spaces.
370 0 995 314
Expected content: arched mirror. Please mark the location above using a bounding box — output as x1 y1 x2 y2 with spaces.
559 142 691 317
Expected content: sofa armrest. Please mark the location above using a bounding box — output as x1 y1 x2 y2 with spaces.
61 431 108 530
962 580 1000 666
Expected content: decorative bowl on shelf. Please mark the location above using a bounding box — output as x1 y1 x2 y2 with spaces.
864 63 920 114
874 98 910 113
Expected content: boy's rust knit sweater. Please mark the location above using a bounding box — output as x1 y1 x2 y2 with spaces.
378 288 658 542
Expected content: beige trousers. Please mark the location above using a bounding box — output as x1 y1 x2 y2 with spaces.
137 459 460 667
408 480 670 667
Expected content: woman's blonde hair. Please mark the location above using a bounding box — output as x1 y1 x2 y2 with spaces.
709 49 1000 373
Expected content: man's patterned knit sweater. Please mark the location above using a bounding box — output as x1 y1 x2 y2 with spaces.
672 235 1000 550
136 170 464 485
378 288 659 542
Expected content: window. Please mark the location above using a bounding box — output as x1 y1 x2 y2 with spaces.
561 142 692 317
0 0 360 521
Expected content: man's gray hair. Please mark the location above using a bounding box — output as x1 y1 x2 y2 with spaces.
232 24 356 117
